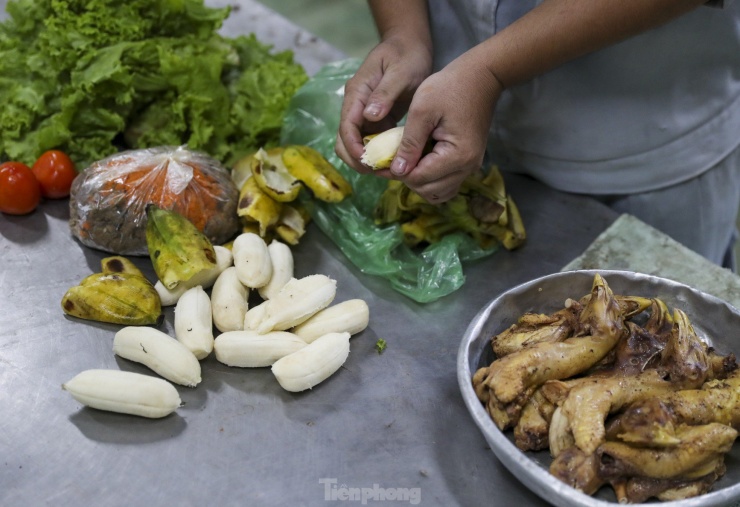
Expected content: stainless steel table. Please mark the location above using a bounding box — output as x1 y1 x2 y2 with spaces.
0 2 620 506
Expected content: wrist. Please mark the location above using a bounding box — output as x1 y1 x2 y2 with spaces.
455 44 506 103
370 0 433 55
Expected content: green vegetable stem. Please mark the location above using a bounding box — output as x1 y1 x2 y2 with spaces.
375 338 387 354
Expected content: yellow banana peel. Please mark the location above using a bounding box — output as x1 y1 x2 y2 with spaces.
145 204 217 290
371 160 526 251
282 145 352 203
237 175 283 236
251 147 303 203
61 257 162 326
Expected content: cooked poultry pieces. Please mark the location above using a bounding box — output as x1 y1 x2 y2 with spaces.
556 370 678 456
513 387 556 451
554 309 715 456
598 423 736 480
550 423 735 502
473 273 740 503
606 370 740 444
474 274 625 430
491 305 579 358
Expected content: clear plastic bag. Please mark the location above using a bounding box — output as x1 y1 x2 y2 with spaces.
280 59 498 303
69 146 240 256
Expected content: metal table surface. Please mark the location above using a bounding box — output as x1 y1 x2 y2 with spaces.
0 2 620 506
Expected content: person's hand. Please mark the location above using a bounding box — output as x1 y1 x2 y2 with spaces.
335 33 432 174
391 50 504 203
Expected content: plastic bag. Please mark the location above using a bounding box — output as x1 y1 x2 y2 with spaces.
280 59 498 303
69 146 240 256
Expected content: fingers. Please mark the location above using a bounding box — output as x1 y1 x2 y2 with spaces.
363 69 413 123
337 36 434 174
337 59 410 172
388 97 438 178
336 71 375 169
401 149 468 203
335 132 372 174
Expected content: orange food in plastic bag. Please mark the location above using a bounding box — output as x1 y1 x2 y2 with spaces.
69 146 240 256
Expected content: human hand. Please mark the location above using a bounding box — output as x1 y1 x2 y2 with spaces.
391 50 504 203
335 33 432 174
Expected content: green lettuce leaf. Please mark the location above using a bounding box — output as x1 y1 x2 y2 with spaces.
0 0 307 168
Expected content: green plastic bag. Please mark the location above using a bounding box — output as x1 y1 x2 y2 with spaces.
280 59 498 303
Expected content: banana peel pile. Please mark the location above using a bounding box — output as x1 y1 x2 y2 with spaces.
374 166 526 251
230 145 352 245
364 126 525 251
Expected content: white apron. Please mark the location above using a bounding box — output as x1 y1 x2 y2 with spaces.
426 0 740 266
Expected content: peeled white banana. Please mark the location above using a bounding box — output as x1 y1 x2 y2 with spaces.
257 274 337 334
232 232 273 288
244 300 268 331
62 369 182 418
174 285 214 359
271 331 351 392
113 327 202 387
214 330 307 367
211 266 249 332
291 299 370 343
258 240 294 300
155 245 233 306
361 126 404 170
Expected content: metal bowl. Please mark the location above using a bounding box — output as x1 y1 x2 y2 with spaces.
457 269 740 507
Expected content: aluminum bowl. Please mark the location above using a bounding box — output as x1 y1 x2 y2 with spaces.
458 269 740 507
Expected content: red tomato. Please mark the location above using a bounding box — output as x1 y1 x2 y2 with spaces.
31 150 77 199
0 162 41 215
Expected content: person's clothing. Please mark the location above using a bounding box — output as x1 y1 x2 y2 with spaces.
427 0 740 266
595 145 740 270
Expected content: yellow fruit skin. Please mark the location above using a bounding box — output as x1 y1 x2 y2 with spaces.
231 151 256 191
100 256 146 277
282 145 352 203
61 271 162 326
274 204 309 246
251 148 302 203
373 165 526 250
237 176 283 237
145 204 217 290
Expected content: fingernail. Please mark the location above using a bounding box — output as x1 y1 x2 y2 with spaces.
365 103 382 117
390 157 407 176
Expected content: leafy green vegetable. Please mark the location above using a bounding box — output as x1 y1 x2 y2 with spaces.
0 0 308 168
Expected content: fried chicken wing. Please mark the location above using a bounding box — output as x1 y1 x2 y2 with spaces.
560 308 714 454
605 397 680 447
618 460 726 503
491 308 577 357
562 370 678 455
482 274 624 405
513 387 556 451
597 423 737 480
606 370 740 445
